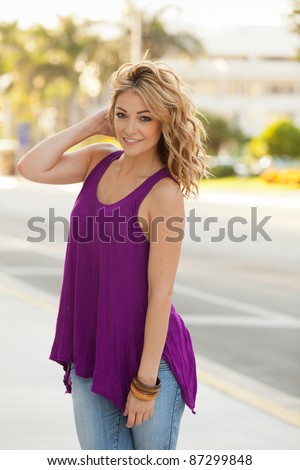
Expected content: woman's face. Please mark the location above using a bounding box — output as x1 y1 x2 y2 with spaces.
114 91 162 159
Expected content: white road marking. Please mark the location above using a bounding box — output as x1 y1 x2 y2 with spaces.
175 282 297 322
187 192 300 209
182 314 300 328
0 233 65 261
3 267 63 275
1 266 299 427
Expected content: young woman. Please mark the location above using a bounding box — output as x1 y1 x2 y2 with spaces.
17 60 208 450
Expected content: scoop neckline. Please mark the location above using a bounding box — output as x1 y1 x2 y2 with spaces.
95 153 168 208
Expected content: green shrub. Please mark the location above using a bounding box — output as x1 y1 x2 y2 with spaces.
210 165 236 178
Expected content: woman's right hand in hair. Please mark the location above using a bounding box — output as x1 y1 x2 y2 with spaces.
17 106 117 185
90 107 115 138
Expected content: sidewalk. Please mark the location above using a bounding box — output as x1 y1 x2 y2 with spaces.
0 273 300 450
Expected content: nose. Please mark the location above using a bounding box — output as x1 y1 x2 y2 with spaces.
125 118 138 135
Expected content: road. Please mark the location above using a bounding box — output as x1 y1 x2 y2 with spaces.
0 176 300 448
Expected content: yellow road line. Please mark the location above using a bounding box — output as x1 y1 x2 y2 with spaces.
2 278 300 429
197 369 300 428
0 280 57 315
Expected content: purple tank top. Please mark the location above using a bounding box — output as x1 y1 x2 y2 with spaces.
49 149 197 414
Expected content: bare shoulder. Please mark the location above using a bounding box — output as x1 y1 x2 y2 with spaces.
148 176 184 217
84 142 121 180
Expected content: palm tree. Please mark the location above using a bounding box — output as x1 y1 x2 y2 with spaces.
0 17 121 143
0 22 30 140
0 22 28 80
1 10 205 145
286 0 300 59
26 16 122 127
287 0 300 34
120 2 205 62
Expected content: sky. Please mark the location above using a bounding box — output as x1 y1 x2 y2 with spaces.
0 0 293 30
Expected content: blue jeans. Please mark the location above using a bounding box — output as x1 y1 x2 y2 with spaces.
70 358 185 450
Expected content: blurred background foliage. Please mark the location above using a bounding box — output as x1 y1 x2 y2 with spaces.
0 12 203 140
0 2 300 186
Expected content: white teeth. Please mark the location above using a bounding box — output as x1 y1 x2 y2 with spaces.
124 138 140 143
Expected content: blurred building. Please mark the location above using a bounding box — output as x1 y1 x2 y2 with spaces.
165 25 300 137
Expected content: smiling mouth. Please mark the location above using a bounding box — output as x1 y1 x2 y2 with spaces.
123 138 142 143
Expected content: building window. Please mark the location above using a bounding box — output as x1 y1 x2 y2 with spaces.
249 82 264 95
193 81 219 96
265 84 294 94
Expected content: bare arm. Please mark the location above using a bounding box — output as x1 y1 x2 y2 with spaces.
123 179 185 428
17 108 116 184
137 180 185 385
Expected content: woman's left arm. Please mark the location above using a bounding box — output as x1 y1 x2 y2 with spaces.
124 180 185 428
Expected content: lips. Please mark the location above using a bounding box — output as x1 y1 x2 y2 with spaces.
123 137 142 144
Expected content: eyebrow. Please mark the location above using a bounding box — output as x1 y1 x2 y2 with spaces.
116 106 151 114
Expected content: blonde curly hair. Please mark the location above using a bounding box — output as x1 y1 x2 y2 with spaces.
107 60 210 199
